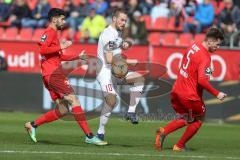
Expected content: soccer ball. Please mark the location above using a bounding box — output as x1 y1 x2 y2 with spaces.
111 58 128 78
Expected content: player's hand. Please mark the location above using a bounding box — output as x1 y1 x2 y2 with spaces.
79 50 88 61
121 39 133 50
217 92 227 101
60 40 72 50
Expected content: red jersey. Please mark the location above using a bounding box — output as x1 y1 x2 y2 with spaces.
38 26 79 76
172 42 219 101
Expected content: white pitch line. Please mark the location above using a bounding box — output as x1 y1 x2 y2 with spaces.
0 150 240 160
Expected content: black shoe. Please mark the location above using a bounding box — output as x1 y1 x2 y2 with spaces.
96 133 104 141
125 112 138 124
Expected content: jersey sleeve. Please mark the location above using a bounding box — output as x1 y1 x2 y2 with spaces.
101 33 121 55
197 57 219 96
59 52 79 61
38 31 61 55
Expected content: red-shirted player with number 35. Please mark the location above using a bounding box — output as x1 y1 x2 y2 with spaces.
155 28 227 151
24 8 107 146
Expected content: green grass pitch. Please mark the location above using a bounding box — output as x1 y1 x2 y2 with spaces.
0 112 240 160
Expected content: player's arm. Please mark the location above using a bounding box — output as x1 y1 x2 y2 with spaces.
105 46 137 66
120 38 136 65
105 51 114 64
121 39 133 50
60 50 87 61
39 32 61 54
126 59 138 66
102 34 117 64
197 58 222 97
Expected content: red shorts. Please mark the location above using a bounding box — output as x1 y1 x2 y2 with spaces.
42 74 74 101
170 92 206 119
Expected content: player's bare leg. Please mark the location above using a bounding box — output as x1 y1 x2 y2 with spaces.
173 116 204 151
155 117 187 151
125 72 145 124
64 94 107 145
97 93 117 140
25 99 68 143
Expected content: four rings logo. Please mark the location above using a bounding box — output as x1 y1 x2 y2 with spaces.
166 53 227 81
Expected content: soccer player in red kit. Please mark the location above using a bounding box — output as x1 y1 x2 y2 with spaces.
155 28 227 151
24 8 107 146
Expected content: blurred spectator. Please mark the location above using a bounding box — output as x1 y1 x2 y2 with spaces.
80 8 107 43
183 0 196 17
169 0 185 27
105 0 124 24
107 0 124 9
62 0 75 18
219 0 240 46
48 0 65 9
139 0 154 15
21 0 50 28
26 0 38 10
4 0 12 4
233 0 240 8
196 0 204 3
0 0 11 22
150 0 170 23
91 0 108 15
9 0 31 27
183 0 214 34
170 0 185 14
126 0 142 19
60 0 75 39
128 11 148 45
67 0 91 32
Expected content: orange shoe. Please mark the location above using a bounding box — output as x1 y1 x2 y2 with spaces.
173 144 185 152
155 127 166 151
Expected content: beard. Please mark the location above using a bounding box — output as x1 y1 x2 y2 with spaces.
209 48 216 53
56 25 63 30
56 22 64 30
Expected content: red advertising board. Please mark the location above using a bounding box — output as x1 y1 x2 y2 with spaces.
0 41 239 80
0 41 40 73
151 47 240 81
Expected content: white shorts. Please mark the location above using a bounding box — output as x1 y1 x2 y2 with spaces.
97 67 133 96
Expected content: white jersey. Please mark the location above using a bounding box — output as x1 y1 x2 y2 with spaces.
97 25 123 69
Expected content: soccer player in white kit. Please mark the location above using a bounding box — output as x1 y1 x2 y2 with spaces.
96 8 145 141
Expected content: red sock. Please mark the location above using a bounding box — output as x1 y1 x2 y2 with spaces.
72 106 91 135
177 120 202 148
164 119 187 135
35 109 61 126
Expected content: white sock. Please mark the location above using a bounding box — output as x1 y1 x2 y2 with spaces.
97 103 112 134
128 91 142 113
128 82 144 113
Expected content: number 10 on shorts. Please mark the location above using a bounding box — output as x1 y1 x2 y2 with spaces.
105 84 113 92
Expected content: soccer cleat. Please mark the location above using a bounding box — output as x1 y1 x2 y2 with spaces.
155 127 166 151
24 122 37 143
125 112 138 124
85 136 108 146
96 133 105 141
173 144 186 152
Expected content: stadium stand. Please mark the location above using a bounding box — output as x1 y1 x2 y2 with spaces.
161 32 177 46
4 27 18 41
32 28 44 42
178 33 193 47
18 28 33 41
148 32 161 46
0 0 239 48
0 27 4 40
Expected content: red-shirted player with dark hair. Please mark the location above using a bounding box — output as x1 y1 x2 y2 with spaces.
155 28 227 151
24 8 107 146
